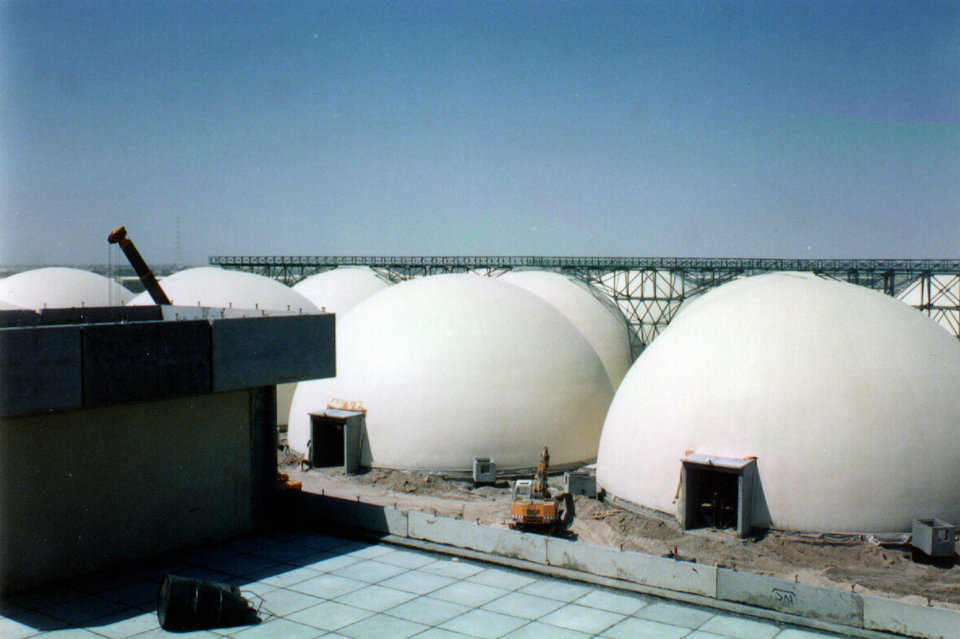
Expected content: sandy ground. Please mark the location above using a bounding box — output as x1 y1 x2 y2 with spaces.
280 460 960 609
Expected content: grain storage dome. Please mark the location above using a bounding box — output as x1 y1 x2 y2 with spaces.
128 267 318 313
292 267 390 313
500 270 632 389
288 273 613 472
597 272 960 533
897 275 959 337
0 267 133 309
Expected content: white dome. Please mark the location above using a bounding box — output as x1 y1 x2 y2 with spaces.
292 267 390 314
500 270 632 389
128 267 318 313
897 275 959 337
289 273 614 471
597 272 960 533
0 267 133 309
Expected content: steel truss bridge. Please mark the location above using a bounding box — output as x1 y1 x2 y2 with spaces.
210 256 960 354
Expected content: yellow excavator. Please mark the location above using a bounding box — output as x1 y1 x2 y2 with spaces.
509 447 572 534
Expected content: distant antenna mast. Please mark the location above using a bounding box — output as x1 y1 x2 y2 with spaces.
176 216 183 269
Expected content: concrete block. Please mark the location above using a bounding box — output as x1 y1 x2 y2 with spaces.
302 495 407 537
717 568 863 627
546 539 717 597
863 594 960 639
0 326 82 416
212 315 335 391
82 320 212 405
409 511 547 564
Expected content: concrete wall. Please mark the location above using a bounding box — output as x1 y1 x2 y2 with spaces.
0 390 261 593
303 495 960 639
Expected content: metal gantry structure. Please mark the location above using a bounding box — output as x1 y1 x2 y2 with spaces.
210 256 960 354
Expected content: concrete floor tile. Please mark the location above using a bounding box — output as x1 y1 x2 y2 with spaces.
204 555 285 579
231 618 325 639
0 602 67 633
86 609 160 638
339 544 395 560
24 629 104 638
0 613 49 639
334 585 417 612
374 550 438 570
256 588 323 616
251 542 321 564
45 596 129 625
539 603 625 634
419 559 486 580
439 608 527 639
517 579 591 602
686 632 732 639
378 570 456 595
773 629 847 639
122 628 223 639
699 613 781 639
286 600 374 631
302 554 363 574
467 568 536 591
408 629 473 639
600 616 691 639
481 592 565 620
331 560 407 584
385 596 469 625
573 589 649 615
501 621 591 639
289 575 367 600
100 581 162 608
7 587 86 612
295 533 345 552
429 582 510 607
634 601 715 629
336 613 428 639
258 566 322 589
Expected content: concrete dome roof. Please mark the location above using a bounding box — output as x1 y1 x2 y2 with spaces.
0 267 133 309
289 273 614 472
597 272 960 533
897 275 959 337
292 267 390 314
128 267 318 313
500 270 632 389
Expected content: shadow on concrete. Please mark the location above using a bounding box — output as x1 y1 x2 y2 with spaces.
0 505 393 634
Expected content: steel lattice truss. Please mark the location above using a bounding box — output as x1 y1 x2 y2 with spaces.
210 256 960 354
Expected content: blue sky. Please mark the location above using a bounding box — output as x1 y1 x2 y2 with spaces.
1 1 957 265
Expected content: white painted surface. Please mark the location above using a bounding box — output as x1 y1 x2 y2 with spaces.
500 270 632 390
289 273 613 471
598 272 960 532
293 266 390 314
0 267 133 309
128 266 318 313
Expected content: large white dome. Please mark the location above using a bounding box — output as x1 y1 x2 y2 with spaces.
289 273 614 472
0 267 133 309
128 267 318 313
597 272 960 533
292 267 390 314
500 270 632 389
897 275 959 337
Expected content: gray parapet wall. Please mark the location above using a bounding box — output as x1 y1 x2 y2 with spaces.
303 494 960 639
